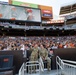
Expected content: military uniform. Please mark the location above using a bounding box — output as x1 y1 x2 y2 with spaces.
39 48 51 70
30 47 39 61
29 47 39 73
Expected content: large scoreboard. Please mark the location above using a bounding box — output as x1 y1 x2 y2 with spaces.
0 4 41 23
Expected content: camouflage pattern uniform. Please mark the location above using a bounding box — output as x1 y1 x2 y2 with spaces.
29 47 39 73
39 48 51 70
30 47 39 61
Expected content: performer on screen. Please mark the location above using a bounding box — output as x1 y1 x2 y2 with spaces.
0 4 3 18
26 8 34 21
11 6 17 20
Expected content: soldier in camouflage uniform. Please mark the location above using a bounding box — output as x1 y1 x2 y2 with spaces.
29 44 39 73
39 44 51 71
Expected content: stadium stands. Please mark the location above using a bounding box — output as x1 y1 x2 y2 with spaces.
60 3 76 15
60 3 76 25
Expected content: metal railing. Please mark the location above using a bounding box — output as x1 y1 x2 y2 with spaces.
18 63 25 75
18 61 41 75
25 61 40 74
56 56 76 75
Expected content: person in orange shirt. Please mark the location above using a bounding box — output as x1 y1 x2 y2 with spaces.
58 43 63 48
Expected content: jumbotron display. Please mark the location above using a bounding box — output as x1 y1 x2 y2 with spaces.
0 4 41 23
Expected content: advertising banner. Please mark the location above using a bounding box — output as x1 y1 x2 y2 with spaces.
12 1 38 8
38 5 53 18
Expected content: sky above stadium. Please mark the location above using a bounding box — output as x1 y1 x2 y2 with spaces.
0 0 76 19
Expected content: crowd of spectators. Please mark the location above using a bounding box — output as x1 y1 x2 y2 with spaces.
0 36 76 51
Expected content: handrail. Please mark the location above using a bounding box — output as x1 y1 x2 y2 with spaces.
18 61 41 75
39 57 44 72
63 59 76 64
26 61 39 64
64 63 76 68
56 56 64 69
18 63 24 75
56 56 76 75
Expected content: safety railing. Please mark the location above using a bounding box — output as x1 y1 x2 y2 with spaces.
25 61 40 74
18 61 41 75
56 56 76 75
18 63 25 75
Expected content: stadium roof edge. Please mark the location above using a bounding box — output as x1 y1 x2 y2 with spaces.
61 2 76 7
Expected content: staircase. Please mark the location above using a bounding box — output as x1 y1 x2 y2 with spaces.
56 56 76 75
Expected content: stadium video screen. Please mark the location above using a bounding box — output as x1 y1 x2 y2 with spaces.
0 4 41 23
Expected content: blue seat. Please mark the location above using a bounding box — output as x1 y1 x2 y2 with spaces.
0 55 13 71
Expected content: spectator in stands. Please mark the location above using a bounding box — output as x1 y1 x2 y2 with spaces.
29 44 39 73
0 36 76 52
39 44 51 71
0 46 2 51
